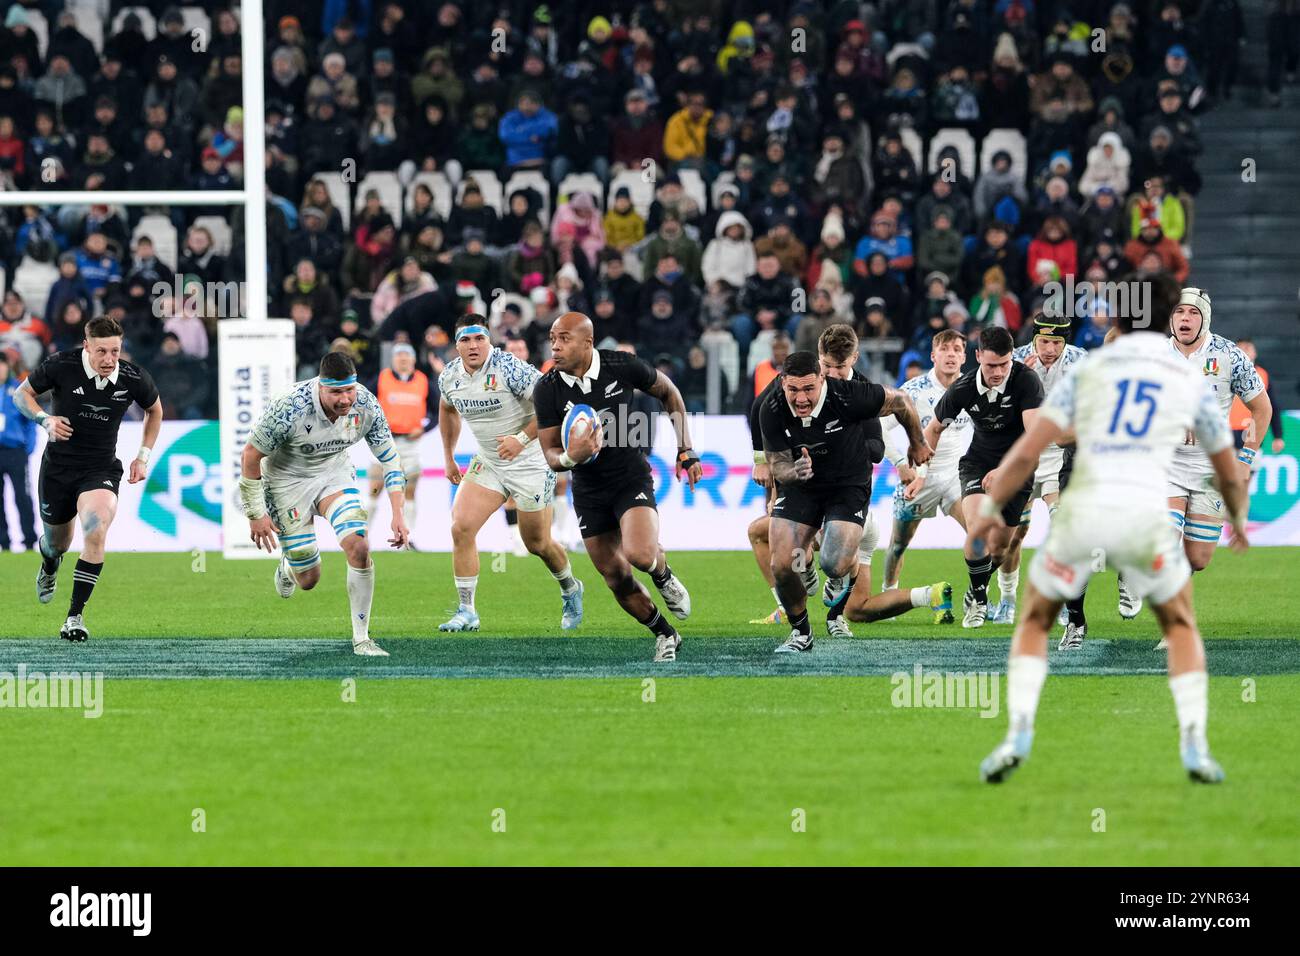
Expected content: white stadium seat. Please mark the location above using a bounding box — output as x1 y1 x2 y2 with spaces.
677 167 708 214
900 127 924 175
557 173 604 211
928 128 977 180
461 169 503 214
355 172 403 227
505 170 550 228
72 7 104 53
12 257 59 318
111 6 157 40
407 171 452 220
25 10 49 60
180 6 211 42
192 215 233 257
607 169 653 219
980 128 1029 182
133 214 178 271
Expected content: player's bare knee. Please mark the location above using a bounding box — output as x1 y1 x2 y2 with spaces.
521 523 550 555
747 517 768 547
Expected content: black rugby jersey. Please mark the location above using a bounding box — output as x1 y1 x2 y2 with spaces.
26 348 159 465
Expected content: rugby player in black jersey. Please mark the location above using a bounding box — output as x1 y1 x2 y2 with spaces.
533 312 704 663
749 325 952 636
758 348 931 652
12 317 162 641
924 326 1045 628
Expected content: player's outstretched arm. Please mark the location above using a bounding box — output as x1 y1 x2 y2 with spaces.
880 386 932 467
647 370 703 488
13 379 72 440
130 397 163 484
239 443 280 553
438 397 463 484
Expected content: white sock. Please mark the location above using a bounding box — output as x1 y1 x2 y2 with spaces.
1169 671 1209 747
454 575 478 612
910 586 931 608
402 498 415 528
1007 655 1048 734
999 568 1019 603
347 563 375 642
858 549 873 567
552 562 579 593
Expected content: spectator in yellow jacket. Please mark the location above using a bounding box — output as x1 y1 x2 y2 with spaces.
603 186 645 252
663 92 712 168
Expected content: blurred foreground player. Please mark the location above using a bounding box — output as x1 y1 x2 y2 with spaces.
972 303 1249 784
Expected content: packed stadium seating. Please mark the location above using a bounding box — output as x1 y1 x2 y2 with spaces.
0 1 1297 420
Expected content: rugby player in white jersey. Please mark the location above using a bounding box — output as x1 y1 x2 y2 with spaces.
990 312 1087 626
971 291 1249 784
879 329 971 598
240 350 410 657
1167 288 1269 582
437 315 584 632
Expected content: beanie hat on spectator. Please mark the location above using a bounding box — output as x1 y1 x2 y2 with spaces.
557 263 583 287
570 192 595 213
374 48 394 64
4 6 27 27
821 211 845 243
227 106 244 126
202 146 221 161
533 5 552 24
521 272 545 293
1049 150 1072 171
530 286 555 308
865 297 887 314
588 16 612 40
931 204 954 226
279 16 300 30
924 271 950 290
614 186 631 201
161 6 184 27
456 281 478 299
462 227 486 243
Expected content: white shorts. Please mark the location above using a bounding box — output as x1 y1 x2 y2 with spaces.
893 472 961 523
1031 444 1066 499
1029 499 1190 605
463 451 556 512
392 434 422 479
1167 458 1225 526
264 456 358 537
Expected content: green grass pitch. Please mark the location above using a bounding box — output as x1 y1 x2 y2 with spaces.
1 547 1298 865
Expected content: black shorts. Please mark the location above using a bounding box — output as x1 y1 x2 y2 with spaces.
958 453 1032 528
38 455 122 525
572 470 657 538
771 482 870 529
1058 445 1076 493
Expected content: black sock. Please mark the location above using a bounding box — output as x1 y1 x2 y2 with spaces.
789 607 810 635
827 575 856 620
641 606 676 639
966 556 994 602
39 534 61 575
1067 582 1088 627
69 559 102 616
650 560 672 588
504 508 518 527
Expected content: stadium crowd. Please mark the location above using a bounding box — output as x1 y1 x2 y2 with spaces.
0 0 1263 421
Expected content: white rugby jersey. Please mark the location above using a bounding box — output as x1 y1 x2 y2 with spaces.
1168 333 1264 474
881 369 972 479
1041 332 1231 509
251 378 402 487
1013 341 1087 452
439 347 545 466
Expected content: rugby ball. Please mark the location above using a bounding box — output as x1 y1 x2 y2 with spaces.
562 403 600 462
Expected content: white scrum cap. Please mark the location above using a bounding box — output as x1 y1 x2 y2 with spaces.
1178 287 1212 337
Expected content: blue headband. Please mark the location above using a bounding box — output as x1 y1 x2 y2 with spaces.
320 374 357 387
456 325 489 341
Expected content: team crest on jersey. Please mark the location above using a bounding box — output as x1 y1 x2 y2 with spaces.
1203 357 1219 376
350 413 361 427
484 373 500 391
288 507 300 521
